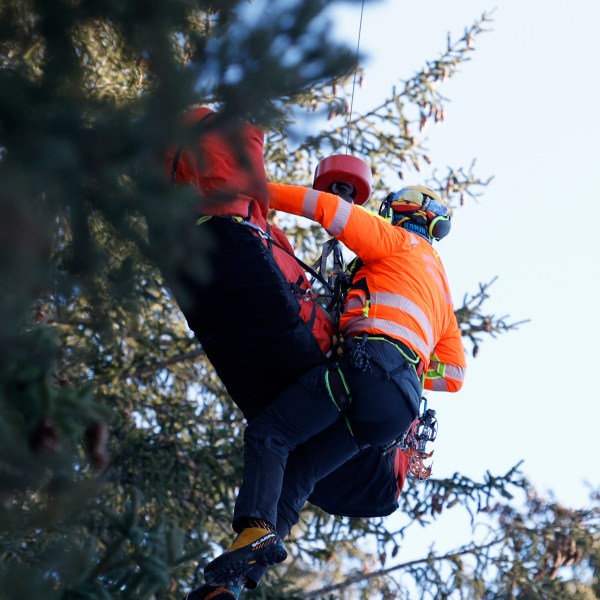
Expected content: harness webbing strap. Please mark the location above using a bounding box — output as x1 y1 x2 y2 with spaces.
325 365 354 437
239 220 335 294
312 238 348 318
325 366 352 413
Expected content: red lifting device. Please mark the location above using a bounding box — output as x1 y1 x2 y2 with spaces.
313 154 372 205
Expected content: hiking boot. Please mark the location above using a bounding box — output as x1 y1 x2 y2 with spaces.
204 527 287 586
183 579 243 599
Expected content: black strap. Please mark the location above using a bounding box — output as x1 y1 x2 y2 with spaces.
289 275 306 297
240 220 335 294
312 238 349 317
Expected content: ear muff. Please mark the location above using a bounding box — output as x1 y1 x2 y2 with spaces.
429 215 451 240
379 192 394 220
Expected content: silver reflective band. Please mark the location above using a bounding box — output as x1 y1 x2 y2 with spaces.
302 188 320 220
327 200 352 236
301 189 352 235
430 378 448 391
370 292 434 348
342 317 432 359
444 363 466 382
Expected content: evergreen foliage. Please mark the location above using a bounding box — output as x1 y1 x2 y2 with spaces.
0 1 597 598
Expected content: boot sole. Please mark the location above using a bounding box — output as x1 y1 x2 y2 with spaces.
182 583 242 600
204 544 287 586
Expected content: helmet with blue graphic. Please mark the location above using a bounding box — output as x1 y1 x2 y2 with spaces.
379 185 451 241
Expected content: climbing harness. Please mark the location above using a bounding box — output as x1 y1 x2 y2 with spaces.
310 237 349 320
238 219 336 296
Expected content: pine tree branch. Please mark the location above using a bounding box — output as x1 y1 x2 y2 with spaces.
294 11 494 153
119 347 206 380
300 536 506 598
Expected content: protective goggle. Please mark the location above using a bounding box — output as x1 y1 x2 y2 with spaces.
389 188 449 220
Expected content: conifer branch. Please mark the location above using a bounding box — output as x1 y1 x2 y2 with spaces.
300 536 506 598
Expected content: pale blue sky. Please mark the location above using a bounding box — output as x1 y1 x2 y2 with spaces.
329 0 600 511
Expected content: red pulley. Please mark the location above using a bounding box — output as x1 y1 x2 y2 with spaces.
313 154 372 205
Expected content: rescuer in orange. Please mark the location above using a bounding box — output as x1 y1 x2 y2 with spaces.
203 183 466 588
303 183 466 393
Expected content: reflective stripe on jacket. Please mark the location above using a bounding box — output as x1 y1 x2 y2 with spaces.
268 183 466 392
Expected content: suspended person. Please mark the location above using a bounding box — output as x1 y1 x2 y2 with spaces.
151 107 334 419
148 108 412 599
201 183 467 592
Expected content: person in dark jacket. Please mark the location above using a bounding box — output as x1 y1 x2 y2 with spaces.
152 108 411 600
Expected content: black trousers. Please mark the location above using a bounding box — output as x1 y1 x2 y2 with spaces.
233 338 421 536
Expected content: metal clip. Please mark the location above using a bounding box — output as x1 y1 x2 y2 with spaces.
240 220 269 239
399 405 438 482
349 334 371 373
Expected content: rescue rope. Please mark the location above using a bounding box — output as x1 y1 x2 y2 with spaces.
345 0 366 154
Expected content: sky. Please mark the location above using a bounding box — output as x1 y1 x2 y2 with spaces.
327 0 600 516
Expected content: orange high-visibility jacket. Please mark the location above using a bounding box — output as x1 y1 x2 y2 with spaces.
268 183 466 392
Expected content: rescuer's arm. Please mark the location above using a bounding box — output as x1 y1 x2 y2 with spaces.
424 319 466 393
268 183 400 261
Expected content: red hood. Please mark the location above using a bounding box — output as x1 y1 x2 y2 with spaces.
169 107 269 219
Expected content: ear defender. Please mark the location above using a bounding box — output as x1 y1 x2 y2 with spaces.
378 193 395 221
380 188 451 241
428 215 451 240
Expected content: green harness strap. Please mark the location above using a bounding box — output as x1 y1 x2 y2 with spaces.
358 335 425 386
325 366 354 437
